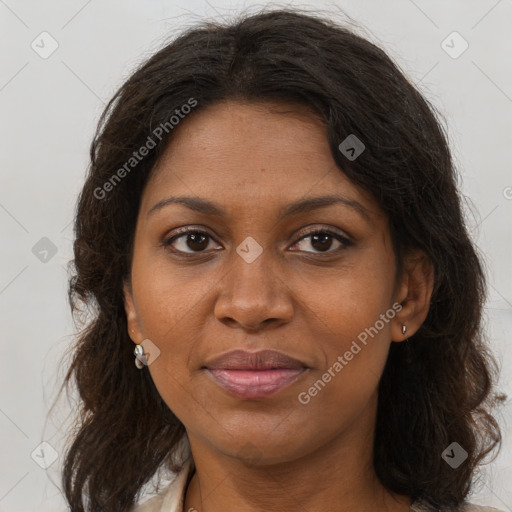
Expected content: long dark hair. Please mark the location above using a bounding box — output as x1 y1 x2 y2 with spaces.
60 7 502 511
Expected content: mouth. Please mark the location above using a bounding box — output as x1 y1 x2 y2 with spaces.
202 349 309 399
205 368 308 399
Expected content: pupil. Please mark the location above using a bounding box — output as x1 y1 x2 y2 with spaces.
187 232 208 251
312 233 332 252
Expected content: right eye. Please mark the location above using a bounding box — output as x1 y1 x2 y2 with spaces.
162 228 222 254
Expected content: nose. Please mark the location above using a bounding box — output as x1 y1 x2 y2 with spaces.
213 247 294 332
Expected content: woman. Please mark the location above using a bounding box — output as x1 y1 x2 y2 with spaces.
61 8 505 512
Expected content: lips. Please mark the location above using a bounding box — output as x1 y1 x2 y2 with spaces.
203 349 309 399
204 349 307 371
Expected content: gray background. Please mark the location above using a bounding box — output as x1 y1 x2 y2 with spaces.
1 1 511 510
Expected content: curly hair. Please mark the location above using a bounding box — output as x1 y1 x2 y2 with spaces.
60 7 502 511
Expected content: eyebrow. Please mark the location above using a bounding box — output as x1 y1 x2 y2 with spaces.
147 194 372 223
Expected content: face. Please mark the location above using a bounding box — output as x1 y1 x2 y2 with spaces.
124 100 428 465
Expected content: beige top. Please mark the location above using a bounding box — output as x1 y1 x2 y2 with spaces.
132 456 195 512
132 454 505 512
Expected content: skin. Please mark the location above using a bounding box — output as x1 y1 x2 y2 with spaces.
124 100 434 512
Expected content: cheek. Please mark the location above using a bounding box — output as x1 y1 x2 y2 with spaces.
304 258 395 350
130 250 218 409
131 246 205 339
295 296 392 431
295 258 395 410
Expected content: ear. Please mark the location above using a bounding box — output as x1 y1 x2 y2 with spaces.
391 248 434 342
123 280 143 342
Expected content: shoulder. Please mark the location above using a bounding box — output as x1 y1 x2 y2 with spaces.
459 504 506 512
412 499 506 512
132 493 165 512
131 456 195 512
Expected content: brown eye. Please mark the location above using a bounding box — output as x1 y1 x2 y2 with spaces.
291 229 352 254
163 229 220 254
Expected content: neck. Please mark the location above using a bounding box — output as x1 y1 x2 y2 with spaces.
183 397 411 512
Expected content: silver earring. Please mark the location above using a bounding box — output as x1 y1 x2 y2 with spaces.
134 343 146 369
402 325 407 335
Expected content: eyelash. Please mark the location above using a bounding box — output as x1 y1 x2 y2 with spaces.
162 226 353 256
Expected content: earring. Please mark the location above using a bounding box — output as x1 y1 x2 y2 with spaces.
402 325 407 335
134 343 147 369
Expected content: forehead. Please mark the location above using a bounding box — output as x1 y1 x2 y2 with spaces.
141 100 380 219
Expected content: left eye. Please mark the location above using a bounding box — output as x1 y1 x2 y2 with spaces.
290 230 352 253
